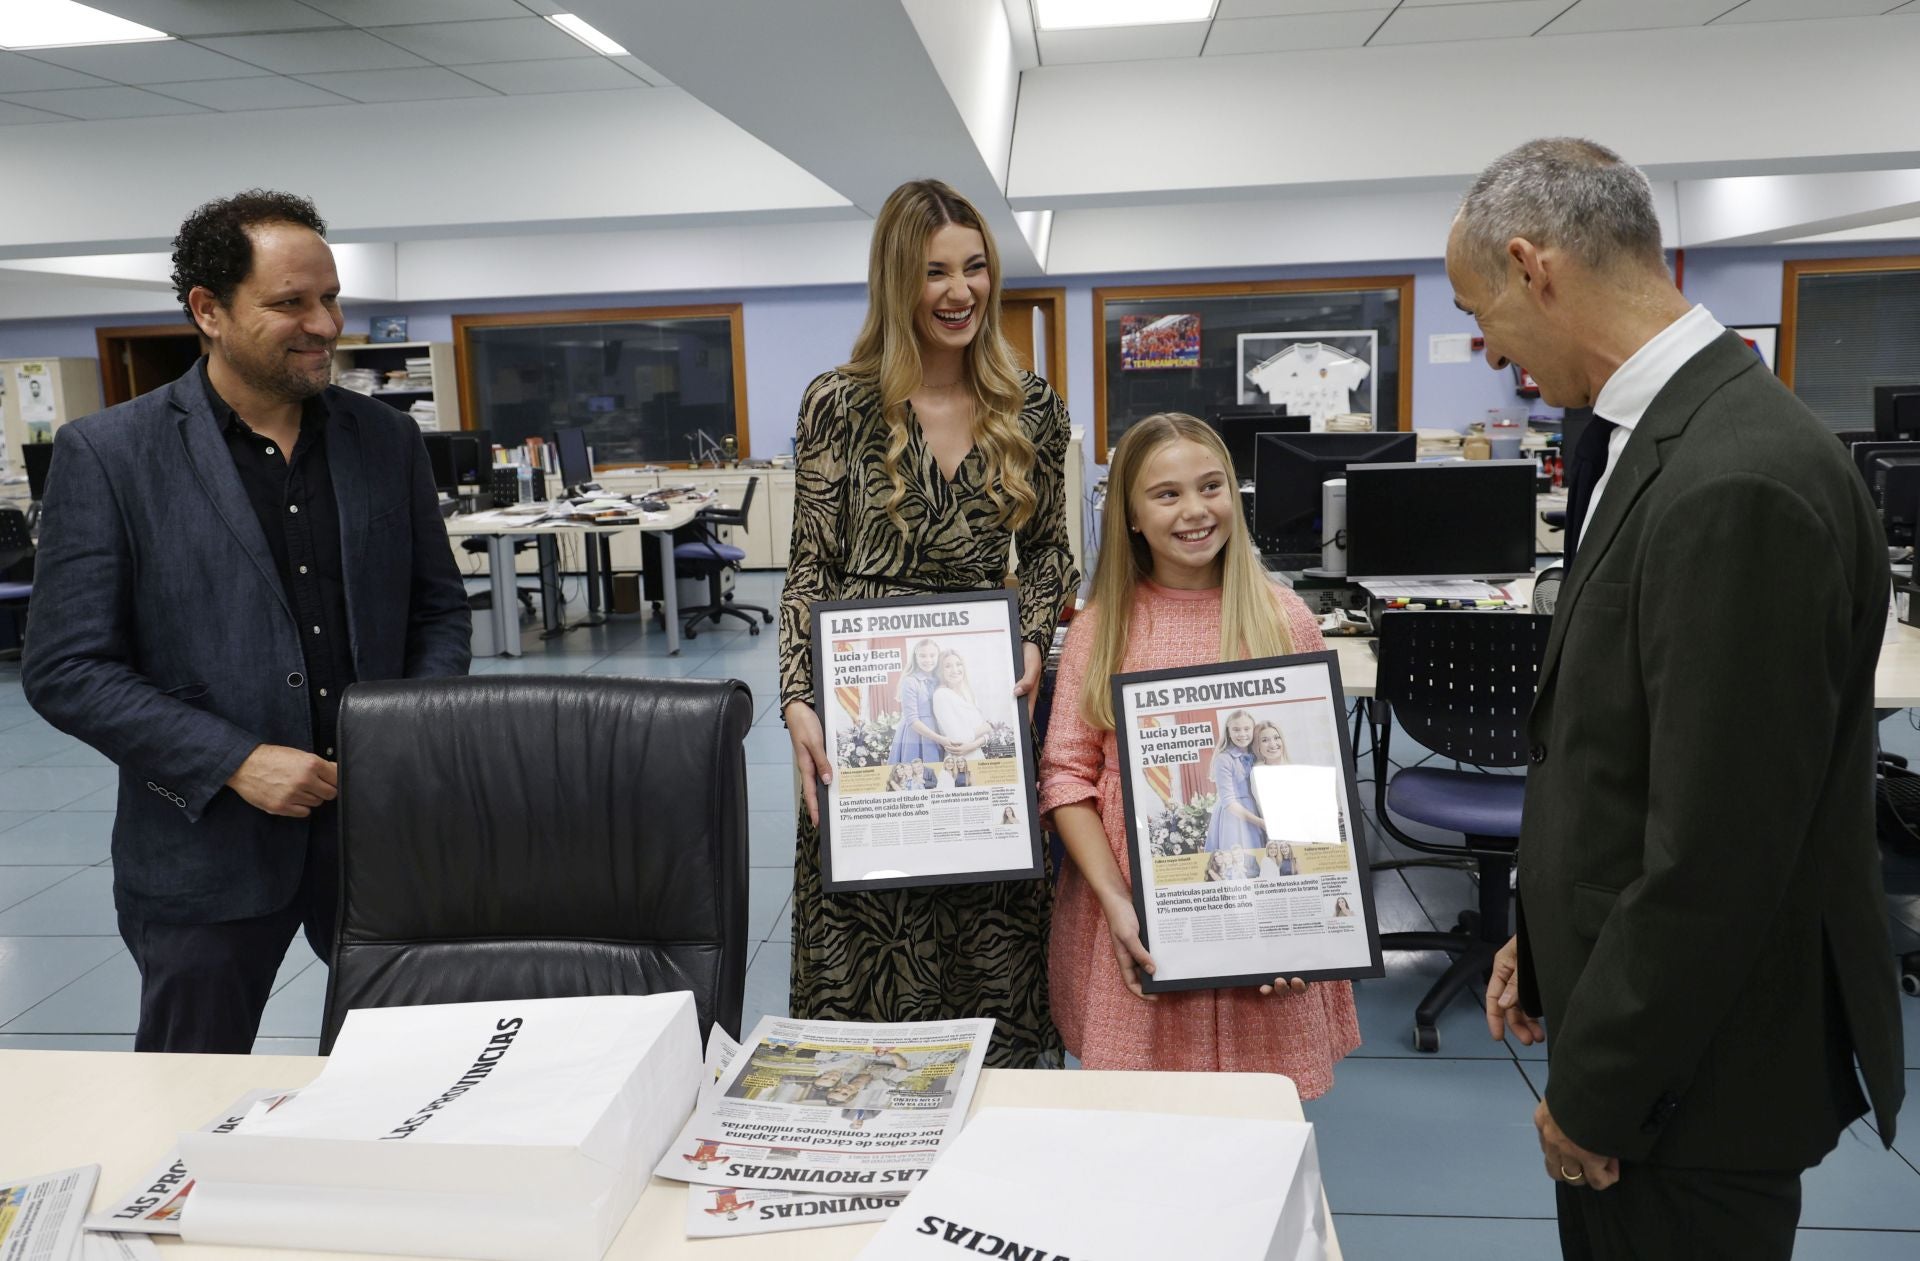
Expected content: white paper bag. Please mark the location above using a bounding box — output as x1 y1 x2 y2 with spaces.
178 994 702 1261
855 1108 1327 1261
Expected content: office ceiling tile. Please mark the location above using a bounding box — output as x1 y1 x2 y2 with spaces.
294 65 496 103
150 75 353 110
1371 0 1575 44
371 18 595 66
0 53 111 94
298 0 528 24
81 1 343 36
1204 10 1390 54
1714 0 1904 20
612 55 669 86
453 57 642 95
24 39 269 84
1037 22 1211 65
1215 0 1391 15
0 99 75 125
196 30 428 75
0 85 209 120
1540 0 1745 35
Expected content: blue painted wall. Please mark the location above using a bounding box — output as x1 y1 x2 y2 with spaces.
4 236 1915 466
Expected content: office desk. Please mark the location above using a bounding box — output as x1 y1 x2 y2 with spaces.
0 1050 1340 1261
1333 610 1920 708
443 501 708 657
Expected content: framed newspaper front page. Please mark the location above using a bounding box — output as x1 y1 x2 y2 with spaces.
1112 651 1383 993
811 589 1044 892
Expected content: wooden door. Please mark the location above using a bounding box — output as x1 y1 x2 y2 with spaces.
1000 289 1067 399
95 324 205 408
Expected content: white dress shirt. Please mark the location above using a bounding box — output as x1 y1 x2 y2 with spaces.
1585 304 1726 521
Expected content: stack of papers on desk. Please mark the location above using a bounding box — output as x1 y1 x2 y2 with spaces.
1356 579 1516 604
176 994 702 1261
857 1108 1327 1261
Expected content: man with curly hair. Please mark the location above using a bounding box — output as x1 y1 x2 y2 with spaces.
22 190 471 1053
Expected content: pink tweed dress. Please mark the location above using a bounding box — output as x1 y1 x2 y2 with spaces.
1039 579 1362 1097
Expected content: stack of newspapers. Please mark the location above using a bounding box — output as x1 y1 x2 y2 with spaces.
166 994 700 1261
654 1015 994 1239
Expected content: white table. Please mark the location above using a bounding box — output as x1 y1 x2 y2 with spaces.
0 1050 1341 1260
443 500 709 657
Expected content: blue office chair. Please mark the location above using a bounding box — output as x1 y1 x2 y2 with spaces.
675 476 773 640
1368 610 1552 1052
0 508 33 661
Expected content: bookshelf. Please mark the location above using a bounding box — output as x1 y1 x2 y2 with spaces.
330 341 460 431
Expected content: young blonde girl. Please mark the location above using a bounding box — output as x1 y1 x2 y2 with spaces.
1037 413 1359 1093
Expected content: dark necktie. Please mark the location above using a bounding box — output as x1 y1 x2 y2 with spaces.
1562 416 1618 571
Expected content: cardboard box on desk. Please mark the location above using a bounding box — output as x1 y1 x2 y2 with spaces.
177 994 702 1261
856 1107 1328 1261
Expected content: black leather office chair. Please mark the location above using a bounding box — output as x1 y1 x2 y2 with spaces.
0 507 34 661
1369 610 1552 1052
676 477 773 640
1870 755 1920 998
320 675 754 1053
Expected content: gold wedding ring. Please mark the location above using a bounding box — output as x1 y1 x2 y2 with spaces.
1561 1165 1585 1182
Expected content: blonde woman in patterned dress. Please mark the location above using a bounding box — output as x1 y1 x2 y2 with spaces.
777 179 1079 1068
1038 414 1359 1094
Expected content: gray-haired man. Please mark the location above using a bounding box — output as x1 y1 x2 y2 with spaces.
1454 138 1902 1260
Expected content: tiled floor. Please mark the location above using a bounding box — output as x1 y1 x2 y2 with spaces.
2 568 1918 1256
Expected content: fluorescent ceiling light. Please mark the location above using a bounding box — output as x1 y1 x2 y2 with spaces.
0 0 170 49
1033 0 1216 31
546 13 629 57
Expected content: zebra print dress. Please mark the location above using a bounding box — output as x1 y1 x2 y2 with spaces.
777 368 1080 1068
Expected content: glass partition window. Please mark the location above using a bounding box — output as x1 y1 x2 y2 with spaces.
455 306 745 464
1094 278 1412 455
1782 261 1920 431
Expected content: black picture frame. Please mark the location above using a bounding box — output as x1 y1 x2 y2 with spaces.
811 588 1044 893
1111 650 1384 993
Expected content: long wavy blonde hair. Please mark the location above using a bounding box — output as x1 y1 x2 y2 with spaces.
1080 414 1292 730
841 179 1036 533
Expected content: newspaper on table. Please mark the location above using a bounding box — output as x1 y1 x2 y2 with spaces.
680 1023 907 1239
85 1087 298 1235
810 589 1044 892
1112 650 1385 991
0 1163 97 1261
656 1015 993 1199
856 1108 1328 1261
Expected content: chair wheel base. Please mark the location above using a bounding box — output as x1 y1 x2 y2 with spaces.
748 625 761 635
1412 1025 1441 1053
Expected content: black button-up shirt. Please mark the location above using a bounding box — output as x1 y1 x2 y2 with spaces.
201 358 356 761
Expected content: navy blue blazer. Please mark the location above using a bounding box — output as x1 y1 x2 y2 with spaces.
23 363 471 923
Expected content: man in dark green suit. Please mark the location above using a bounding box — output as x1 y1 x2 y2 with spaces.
1448 138 1904 1259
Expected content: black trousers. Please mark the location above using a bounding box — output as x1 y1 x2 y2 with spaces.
1557 1163 1802 1261
117 808 338 1054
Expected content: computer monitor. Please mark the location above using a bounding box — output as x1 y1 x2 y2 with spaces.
1857 445 1920 545
422 430 491 498
1253 431 1417 567
1345 460 1539 580
1872 385 1920 440
552 425 594 493
1850 440 1920 490
1205 407 1304 486
22 443 52 500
